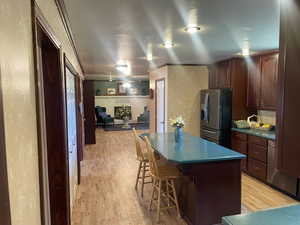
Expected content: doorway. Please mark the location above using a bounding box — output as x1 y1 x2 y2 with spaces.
64 57 80 211
34 16 70 225
155 79 165 133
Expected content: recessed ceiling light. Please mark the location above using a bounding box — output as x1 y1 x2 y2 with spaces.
242 48 250 57
184 25 201 33
162 41 175 49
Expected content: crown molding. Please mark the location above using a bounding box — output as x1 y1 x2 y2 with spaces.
54 0 85 74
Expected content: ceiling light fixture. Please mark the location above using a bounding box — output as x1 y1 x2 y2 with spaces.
184 25 201 33
115 64 128 70
242 48 250 57
162 41 175 49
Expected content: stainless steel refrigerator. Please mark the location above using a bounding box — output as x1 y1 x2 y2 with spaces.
200 89 232 147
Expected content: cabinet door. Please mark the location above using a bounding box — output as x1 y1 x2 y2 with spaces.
260 54 278 110
246 57 261 108
217 60 231 88
231 134 248 171
277 0 300 177
209 66 218 89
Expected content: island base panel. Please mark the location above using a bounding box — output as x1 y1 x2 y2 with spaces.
178 160 241 225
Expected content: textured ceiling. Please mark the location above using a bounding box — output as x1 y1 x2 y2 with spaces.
64 0 280 75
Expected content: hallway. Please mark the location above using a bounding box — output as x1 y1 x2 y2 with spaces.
72 129 297 225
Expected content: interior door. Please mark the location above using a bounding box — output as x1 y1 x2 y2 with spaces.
156 79 165 133
65 67 78 209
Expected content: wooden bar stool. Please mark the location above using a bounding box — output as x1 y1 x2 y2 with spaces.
132 128 152 198
144 136 181 222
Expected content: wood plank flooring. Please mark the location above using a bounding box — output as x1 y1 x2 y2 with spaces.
72 129 298 225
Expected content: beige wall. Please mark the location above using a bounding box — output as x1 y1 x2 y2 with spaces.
168 66 208 136
0 0 83 225
149 65 209 136
95 96 149 120
258 110 276 125
149 66 168 132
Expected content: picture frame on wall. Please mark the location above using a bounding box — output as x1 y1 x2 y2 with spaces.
117 83 126 95
129 87 138 95
107 88 116 95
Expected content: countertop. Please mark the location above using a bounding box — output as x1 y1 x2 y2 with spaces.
141 132 245 164
232 127 276 140
222 204 300 225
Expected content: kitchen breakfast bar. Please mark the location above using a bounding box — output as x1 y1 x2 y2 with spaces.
142 132 245 225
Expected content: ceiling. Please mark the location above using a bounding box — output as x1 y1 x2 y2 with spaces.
64 0 280 76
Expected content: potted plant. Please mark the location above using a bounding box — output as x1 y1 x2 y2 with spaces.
170 116 185 142
118 105 131 128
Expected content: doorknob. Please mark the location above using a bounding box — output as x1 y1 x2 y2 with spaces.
160 121 165 124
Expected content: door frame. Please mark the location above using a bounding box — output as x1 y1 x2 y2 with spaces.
155 78 166 133
64 55 82 185
0 67 12 225
32 2 70 225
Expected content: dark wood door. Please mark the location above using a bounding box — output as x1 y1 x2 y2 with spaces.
246 56 261 108
38 28 70 225
260 53 278 110
277 0 300 177
217 60 231 88
0 69 11 225
83 80 96 144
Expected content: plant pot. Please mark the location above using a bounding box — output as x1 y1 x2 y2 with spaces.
122 116 131 129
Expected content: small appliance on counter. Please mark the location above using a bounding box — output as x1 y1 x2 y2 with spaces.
200 88 232 147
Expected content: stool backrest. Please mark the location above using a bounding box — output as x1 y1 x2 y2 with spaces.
144 136 159 178
132 128 144 160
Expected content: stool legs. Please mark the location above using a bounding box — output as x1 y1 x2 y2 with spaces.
141 161 147 198
171 180 181 218
149 178 181 222
135 161 142 190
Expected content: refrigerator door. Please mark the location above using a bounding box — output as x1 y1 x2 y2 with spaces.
200 89 221 130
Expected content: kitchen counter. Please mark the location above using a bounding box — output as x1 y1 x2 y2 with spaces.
222 204 300 225
141 132 244 225
232 127 275 140
142 132 245 164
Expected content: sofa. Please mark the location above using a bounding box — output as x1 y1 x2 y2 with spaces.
95 106 114 127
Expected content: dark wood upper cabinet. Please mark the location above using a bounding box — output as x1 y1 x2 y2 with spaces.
246 53 278 111
246 57 261 109
277 0 300 178
209 58 249 120
209 65 218 89
260 54 279 110
217 60 231 88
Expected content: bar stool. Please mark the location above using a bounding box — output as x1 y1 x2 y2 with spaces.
132 128 152 198
144 136 181 222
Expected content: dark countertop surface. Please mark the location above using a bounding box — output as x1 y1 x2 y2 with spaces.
141 132 245 164
222 204 300 225
232 127 276 140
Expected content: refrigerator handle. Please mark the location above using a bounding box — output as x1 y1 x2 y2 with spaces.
204 93 209 122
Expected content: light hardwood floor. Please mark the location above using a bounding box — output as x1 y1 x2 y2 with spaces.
72 129 298 225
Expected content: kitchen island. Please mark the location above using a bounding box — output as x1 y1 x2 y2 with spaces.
143 132 245 225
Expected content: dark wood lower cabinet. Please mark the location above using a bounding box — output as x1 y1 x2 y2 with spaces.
178 160 241 225
231 131 270 182
248 158 267 181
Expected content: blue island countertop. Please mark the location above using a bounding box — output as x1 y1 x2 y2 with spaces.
222 204 300 225
141 132 245 164
232 127 276 140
